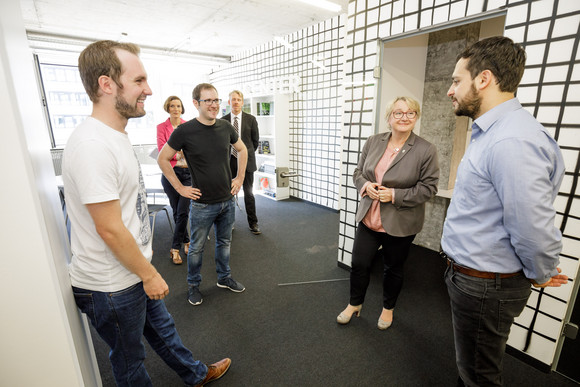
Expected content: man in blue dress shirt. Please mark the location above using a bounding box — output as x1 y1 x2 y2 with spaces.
442 36 568 386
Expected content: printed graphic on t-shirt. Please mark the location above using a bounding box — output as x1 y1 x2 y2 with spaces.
134 156 151 246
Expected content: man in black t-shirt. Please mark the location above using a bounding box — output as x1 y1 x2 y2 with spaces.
158 83 248 306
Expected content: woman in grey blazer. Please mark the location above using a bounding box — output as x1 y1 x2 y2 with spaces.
337 96 439 329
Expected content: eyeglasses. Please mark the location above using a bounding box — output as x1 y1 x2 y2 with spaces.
392 111 417 119
198 99 222 106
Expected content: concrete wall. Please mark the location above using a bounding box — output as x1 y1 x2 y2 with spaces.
413 23 481 250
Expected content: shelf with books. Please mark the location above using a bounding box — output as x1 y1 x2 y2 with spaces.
251 94 289 201
255 170 276 179
256 139 273 156
255 175 277 200
255 101 274 116
256 154 275 163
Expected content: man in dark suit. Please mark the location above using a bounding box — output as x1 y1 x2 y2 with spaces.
222 90 261 234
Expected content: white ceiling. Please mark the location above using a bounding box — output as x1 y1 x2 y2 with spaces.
20 0 348 62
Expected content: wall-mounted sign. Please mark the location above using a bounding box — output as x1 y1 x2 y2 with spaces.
240 75 301 96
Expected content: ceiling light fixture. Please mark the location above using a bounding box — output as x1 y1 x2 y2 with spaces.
26 31 231 63
274 37 294 50
293 0 342 12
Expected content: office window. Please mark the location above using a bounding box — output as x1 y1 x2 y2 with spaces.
36 53 210 150
37 61 154 148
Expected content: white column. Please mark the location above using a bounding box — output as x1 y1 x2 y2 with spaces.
0 0 100 385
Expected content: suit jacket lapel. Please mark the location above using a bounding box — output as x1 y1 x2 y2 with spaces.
363 133 389 183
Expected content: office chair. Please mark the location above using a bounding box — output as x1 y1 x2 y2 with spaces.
148 204 174 238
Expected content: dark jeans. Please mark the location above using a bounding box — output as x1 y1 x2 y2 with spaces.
161 167 191 250
187 198 236 287
73 282 207 386
445 264 531 386
230 156 257 226
350 222 415 309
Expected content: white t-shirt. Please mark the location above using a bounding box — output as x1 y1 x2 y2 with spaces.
63 117 152 292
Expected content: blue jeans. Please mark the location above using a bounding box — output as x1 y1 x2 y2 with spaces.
187 197 235 287
445 264 531 386
73 283 207 386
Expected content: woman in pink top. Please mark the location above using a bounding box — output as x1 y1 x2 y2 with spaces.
157 96 190 265
337 96 439 329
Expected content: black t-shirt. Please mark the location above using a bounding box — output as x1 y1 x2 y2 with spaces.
167 118 238 204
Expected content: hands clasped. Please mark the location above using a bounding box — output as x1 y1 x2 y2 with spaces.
366 183 393 203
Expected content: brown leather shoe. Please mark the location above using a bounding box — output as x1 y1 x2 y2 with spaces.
170 249 183 265
194 358 231 386
184 242 190 255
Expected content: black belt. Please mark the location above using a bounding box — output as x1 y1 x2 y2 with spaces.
440 251 521 279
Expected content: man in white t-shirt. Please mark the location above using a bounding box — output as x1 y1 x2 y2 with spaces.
62 40 230 387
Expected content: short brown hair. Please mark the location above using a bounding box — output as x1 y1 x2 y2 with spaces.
163 96 185 114
192 83 217 101
78 40 140 103
457 36 526 93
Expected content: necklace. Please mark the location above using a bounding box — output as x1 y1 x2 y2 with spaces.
389 136 408 153
390 142 405 152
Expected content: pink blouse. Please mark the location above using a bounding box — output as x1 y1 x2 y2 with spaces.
361 147 397 232
156 118 185 168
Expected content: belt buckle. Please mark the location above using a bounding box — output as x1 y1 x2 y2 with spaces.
440 251 453 266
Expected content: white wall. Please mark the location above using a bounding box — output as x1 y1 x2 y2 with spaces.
0 0 99 385
379 34 429 135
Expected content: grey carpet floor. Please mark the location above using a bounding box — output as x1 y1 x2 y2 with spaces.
89 196 577 386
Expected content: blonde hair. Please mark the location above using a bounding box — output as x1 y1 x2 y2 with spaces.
229 90 244 100
385 96 421 122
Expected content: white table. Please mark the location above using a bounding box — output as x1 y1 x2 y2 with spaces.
140 164 165 194
55 163 167 196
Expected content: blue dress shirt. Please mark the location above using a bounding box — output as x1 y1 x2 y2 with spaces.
441 98 565 284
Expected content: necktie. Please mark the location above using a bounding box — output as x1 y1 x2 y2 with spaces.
231 116 239 158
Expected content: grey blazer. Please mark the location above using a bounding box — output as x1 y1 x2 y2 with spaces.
353 131 439 237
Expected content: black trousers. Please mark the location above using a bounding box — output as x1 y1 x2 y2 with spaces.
230 156 258 226
160 166 191 249
350 222 415 309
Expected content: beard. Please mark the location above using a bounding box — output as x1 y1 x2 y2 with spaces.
115 92 145 119
454 83 481 119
